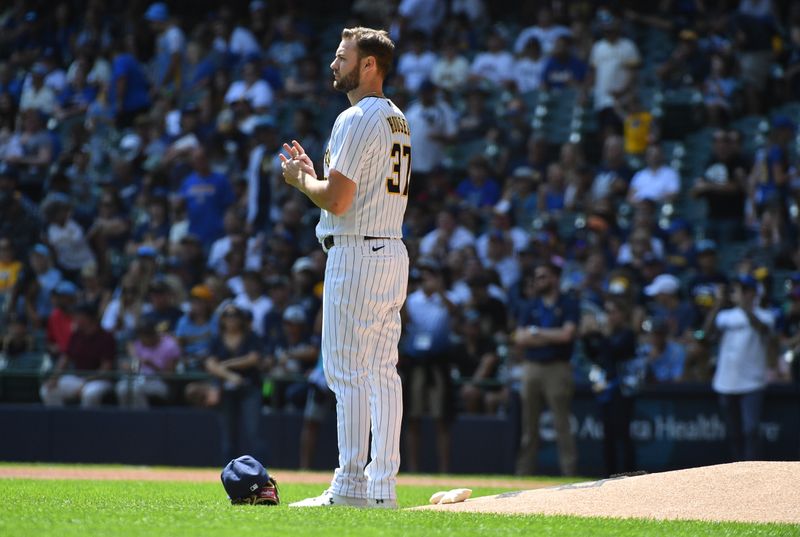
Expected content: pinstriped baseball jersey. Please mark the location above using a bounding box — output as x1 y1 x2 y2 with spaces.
317 96 410 240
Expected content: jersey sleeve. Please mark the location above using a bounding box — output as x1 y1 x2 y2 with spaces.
328 108 376 182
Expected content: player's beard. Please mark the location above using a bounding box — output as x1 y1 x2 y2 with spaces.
333 66 360 93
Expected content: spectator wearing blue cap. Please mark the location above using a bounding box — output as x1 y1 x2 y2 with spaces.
21 244 62 323
753 116 796 218
703 274 776 461
144 2 186 97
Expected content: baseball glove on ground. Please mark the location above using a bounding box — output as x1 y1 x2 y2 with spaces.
231 476 281 506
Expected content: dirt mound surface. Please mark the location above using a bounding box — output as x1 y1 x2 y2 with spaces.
416 462 800 524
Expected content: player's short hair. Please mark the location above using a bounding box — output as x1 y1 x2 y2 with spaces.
341 27 394 77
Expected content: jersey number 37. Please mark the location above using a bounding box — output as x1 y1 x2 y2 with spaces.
386 142 411 196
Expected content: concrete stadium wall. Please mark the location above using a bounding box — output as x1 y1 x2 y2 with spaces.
1 385 798 475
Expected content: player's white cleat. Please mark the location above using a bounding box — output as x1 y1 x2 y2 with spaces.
288 489 368 508
367 498 398 509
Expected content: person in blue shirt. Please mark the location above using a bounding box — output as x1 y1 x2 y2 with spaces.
179 147 235 248
455 156 500 210
754 116 794 227
109 34 151 129
511 261 580 476
541 35 588 91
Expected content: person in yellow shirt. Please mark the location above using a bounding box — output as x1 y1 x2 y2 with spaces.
0 237 22 293
618 93 659 161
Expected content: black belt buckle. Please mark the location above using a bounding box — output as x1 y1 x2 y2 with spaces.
323 236 334 250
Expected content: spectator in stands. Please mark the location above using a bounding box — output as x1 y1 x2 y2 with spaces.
582 297 638 476
43 195 95 283
405 80 457 181
591 135 633 203
176 284 216 373
101 274 144 344
588 16 641 138
656 30 709 90
144 2 186 97
627 145 680 204
431 38 469 94
224 58 274 114
46 279 77 357
419 207 475 261
40 301 116 407
732 10 776 114
752 116 794 222
116 318 180 408
457 88 496 143
0 163 40 260
234 271 272 338
5 109 53 202
179 147 235 249
691 130 748 242
203 303 263 462
397 31 438 93
455 308 501 414
1 313 34 357
644 274 695 338
541 35 588 92
109 33 151 129
640 317 686 383
456 155 501 212
0 236 22 299
267 304 319 409
514 6 571 56
402 257 457 473
512 37 545 95
705 275 775 460
19 63 56 115
702 53 739 126
512 261 579 476
619 93 656 162
469 28 515 89
398 0 446 38
143 278 182 334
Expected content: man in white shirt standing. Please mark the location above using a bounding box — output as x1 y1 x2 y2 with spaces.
705 275 775 461
588 18 641 136
405 80 457 180
396 31 438 93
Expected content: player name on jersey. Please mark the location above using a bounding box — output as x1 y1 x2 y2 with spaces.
386 116 410 136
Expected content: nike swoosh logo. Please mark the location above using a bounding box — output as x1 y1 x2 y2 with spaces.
372 245 385 252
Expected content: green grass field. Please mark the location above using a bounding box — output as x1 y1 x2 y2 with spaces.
0 472 797 537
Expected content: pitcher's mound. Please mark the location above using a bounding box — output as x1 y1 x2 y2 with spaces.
416 462 800 524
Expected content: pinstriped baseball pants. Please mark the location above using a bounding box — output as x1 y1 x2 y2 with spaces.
322 236 408 500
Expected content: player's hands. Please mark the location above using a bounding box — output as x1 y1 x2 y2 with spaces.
280 140 316 187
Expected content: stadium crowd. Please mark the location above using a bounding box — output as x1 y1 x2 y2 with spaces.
1 0 800 474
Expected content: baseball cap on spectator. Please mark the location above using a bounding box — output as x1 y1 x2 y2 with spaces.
137 245 158 258
416 257 441 273
221 455 270 501
54 280 78 296
419 79 436 93
644 274 680 296
253 115 276 131
119 133 142 161
144 2 169 22
291 257 315 274
607 276 630 295
736 274 758 289
31 244 50 257
250 1 267 12
772 115 796 133
190 284 213 301
282 304 306 324
696 239 717 255
668 219 691 234
31 62 48 76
